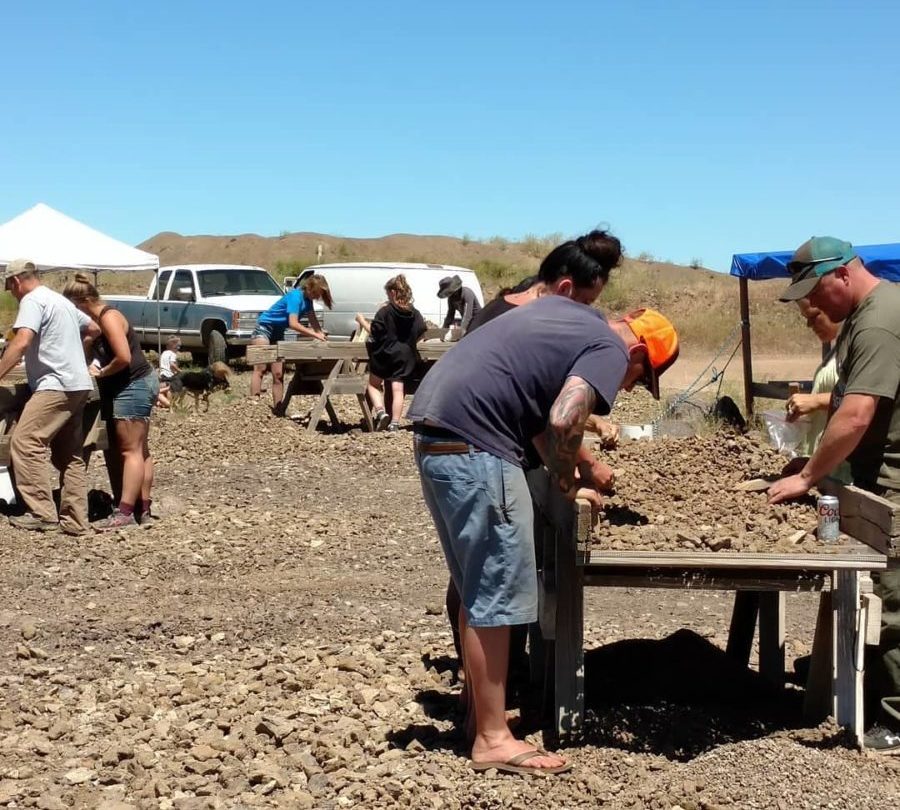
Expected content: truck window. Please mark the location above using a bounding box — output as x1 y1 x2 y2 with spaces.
198 269 283 297
167 270 196 302
153 270 172 300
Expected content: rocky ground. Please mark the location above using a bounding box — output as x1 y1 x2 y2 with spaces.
1 376 898 809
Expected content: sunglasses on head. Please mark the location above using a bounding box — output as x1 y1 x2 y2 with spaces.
787 255 846 275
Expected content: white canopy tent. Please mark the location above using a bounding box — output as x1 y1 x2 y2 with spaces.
0 202 164 359
0 203 158 273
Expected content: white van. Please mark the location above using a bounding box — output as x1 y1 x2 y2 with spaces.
286 262 486 340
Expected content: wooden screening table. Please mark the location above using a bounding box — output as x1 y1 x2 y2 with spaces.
246 339 455 433
0 367 109 469
525 467 888 747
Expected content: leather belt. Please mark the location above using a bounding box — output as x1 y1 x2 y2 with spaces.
415 441 472 455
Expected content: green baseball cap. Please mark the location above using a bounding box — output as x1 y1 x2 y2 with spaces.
779 236 855 302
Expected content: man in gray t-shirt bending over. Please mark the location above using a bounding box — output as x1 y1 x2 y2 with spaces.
0 259 99 534
409 296 679 775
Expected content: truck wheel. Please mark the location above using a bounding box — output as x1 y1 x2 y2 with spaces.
205 330 227 365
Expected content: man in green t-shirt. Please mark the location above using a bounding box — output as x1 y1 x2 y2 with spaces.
769 236 900 753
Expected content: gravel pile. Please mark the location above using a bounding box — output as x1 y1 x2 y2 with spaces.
593 433 834 554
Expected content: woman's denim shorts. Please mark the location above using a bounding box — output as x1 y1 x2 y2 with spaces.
111 373 159 420
251 322 286 343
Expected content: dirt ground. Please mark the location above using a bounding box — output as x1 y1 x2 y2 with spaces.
1 365 898 810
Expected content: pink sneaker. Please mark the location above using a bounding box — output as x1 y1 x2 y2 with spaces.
92 510 138 532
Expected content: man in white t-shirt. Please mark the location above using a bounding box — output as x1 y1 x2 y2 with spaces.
0 259 100 534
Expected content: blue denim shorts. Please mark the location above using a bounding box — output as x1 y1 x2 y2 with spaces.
251 322 286 343
112 373 159 420
415 433 536 628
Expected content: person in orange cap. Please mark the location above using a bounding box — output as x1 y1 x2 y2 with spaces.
407 295 678 775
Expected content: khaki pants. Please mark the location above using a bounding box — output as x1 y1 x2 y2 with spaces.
10 390 90 533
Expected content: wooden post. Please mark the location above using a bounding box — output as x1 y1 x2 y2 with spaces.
758 591 786 686
832 569 864 745
803 592 833 722
726 591 759 666
554 510 584 742
739 277 754 417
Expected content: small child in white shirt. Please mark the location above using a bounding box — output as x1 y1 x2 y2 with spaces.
157 336 181 408
159 336 181 381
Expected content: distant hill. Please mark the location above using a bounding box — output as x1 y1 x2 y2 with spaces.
133 230 807 355
139 230 539 278
1 230 816 358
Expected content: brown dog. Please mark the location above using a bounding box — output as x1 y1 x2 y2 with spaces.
170 362 231 413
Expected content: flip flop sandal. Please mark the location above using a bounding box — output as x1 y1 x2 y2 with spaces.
470 749 572 776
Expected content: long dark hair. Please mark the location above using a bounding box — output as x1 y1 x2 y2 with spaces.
538 229 623 289
300 274 333 309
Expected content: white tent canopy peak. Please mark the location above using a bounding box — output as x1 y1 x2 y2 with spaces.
0 203 158 273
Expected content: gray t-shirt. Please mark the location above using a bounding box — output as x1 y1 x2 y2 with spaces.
409 295 628 465
13 285 93 393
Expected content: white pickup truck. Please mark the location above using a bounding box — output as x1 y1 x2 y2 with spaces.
106 264 283 364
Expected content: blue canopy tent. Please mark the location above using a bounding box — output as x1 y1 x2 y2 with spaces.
729 243 900 414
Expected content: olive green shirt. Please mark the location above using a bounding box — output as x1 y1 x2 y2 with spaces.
833 281 900 491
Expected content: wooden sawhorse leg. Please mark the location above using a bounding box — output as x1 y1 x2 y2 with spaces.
357 394 374 432
279 365 303 417
305 361 341 434
803 592 833 722
324 399 340 428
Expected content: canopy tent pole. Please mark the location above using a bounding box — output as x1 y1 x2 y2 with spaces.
156 270 162 358
739 277 754 416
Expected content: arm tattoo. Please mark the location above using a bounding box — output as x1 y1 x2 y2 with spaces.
546 376 596 485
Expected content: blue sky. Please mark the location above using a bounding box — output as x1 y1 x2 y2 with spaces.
2 1 899 271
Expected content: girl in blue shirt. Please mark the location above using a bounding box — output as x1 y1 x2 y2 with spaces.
250 274 333 408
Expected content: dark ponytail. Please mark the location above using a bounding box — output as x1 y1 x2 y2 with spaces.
538 229 623 289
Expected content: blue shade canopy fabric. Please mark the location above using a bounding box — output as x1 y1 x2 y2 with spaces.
730 243 900 281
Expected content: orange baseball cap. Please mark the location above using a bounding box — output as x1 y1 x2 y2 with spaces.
622 308 679 399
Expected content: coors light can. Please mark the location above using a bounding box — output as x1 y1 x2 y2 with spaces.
817 495 840 543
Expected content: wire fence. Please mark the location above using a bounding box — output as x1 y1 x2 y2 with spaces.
657 321 744 426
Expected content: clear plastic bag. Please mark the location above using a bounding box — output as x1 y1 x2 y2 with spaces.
760 410 811 458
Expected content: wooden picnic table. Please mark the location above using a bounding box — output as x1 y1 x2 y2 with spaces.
526 466 889 748
245 338 456 433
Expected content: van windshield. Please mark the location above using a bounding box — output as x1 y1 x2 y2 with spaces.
198 269 283 297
